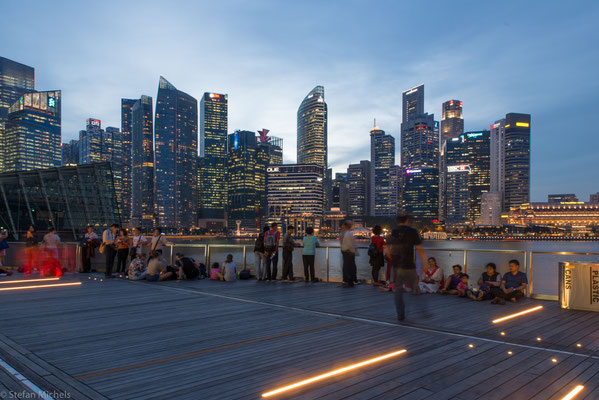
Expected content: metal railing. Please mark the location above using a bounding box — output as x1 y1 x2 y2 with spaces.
3 241 598 301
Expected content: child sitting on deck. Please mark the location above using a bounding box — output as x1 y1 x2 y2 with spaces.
223 254 237 282
128 253 146 280
210 263 223 280
457 274 470 297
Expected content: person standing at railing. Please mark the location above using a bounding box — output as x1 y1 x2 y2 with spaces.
368 225 385 286
264 222 281 282
80 225 99 273
0 229 9 269
387 214 427 321
302 227 320 282
24 225 39 274
149 227 172 257
42 227 61 260
341 221 358 288
254 226 269 280
115 229 131 275
130 227 148 262
281 225 297 282
102 224 119 278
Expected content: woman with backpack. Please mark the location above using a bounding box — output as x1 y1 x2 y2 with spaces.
254 226 269 280
368 225 385 286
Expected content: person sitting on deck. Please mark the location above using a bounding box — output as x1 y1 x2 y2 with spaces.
210 262 224 280
438 265 464 295
146 252 166 281
223 254 237 282
470 263 502 301
418 257 444 293
128 253 147 280
491 260 528 304
175 253 200 280
457 274 471 297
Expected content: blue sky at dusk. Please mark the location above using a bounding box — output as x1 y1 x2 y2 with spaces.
2 0 598 201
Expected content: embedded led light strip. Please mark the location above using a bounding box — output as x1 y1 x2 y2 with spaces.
560 385 584 400
261 349 407 398
0 282 82 291
0 278 60 284
492 305 543 324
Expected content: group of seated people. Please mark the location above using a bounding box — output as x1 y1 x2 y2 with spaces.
416 257 528 304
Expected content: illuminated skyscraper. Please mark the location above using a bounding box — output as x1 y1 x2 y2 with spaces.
297 86 327 169
503 113 531 211
370 124 396 216
257 129 283 165
121 98 137 224
227 130 259 229
3 91 61 172
199 91 228 221
440 100 464 146
154 77 198 229
490 119 506 194
332 173 348 212
402 84 424 124
403 168 439 221
61 139 79 166
131 95 154 229
0 57 35 170
347 160 371 217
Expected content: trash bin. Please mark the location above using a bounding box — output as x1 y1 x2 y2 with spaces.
559 262 599 311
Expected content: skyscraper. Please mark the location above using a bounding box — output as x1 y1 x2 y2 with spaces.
297 86 327 169
154 77 198 229
257 129 283 165
332 173 349 212
503 113 531 212
370 124 396 216
490 119 506 194
199 92 228 221
2 91 61 172
402 84 424 124
61 139 79 166
0 57 35 170
401 113 439 170
347 160 371 218
403 168 439 221
227 130 260 229
131 95 154 229
121 98 137 225
440 100 464 146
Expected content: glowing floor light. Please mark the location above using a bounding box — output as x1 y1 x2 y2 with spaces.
0 282 82 291
0 278 60 284
560 385 584 400
261 349 407 398
492 306 543 323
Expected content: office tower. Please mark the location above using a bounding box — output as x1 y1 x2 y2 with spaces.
332 173 348 212
390 165 402 214
297 86 327 169
257 129 283 165
131 95 154 229
121 98 137 225
105 126 124 205
440 100 464 146
0 57 35 170
347 160 371 217
199 92 228 221
403 168 439 221
266 164 324 233
548 194 578 204
590 193 599 204
227 130 261 229
443 131 490 225
503 113 531 211
478 192 502 226
154 76 198 229
61 139 79 166
402 84 424 124
489 119 506 194
2 91 61 172
370 124 396 216
78 118 103 164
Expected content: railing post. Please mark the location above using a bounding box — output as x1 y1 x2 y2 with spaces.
528 251 533 298
326 247 330 282
243 245 247 270
463 250 468 273
170 244 174 266
204 245 208 267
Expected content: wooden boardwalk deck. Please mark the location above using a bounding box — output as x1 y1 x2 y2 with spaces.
0 275 598 399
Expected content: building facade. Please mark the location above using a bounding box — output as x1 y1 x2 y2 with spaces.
402 84 424 124
503 113 531 211
297 86 327 170
2 91 61 172
257 129 283 165
548 194 578 203
590 193 599 204
332 173 349 212
120 98 137 225
61 139 79 166
477 191 502 226
440 99 464 146
403 167 439 221
508 202 599 233
131 95 154 229
199 92 228 221
347 161 371 218
370 125 396 217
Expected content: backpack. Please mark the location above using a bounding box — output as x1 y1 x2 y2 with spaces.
239 269 251 280
264 230 277 252
367 242 379 258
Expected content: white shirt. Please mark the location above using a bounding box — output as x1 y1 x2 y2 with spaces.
102 229 115 245
341 230 359 255
132 235 148 254
85 232 99 240
43 233 61 249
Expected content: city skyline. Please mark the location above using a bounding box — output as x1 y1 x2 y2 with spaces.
1 1 598 201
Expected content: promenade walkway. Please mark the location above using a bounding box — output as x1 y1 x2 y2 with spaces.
0 275 598 399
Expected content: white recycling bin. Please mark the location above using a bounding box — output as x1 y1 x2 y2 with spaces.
558 262 599 311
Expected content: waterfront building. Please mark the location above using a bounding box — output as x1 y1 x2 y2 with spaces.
199 92 228 222
266 164 324 233
0 162 120 240
548 194 578 203
297 86 327 170
591 193 599 204
332 173 348 212
2 91 61 172
0 57 35 170
508 202 599 233
130 95 154 229
477 191 502 226
503 113 531 211
154 77 198 230
120 98 137 225
402 84 424 124
347 161 371 218
403 167 439 222
370 124 396 216
61 139 79 166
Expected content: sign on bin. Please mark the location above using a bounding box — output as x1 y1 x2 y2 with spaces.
559 262 599 312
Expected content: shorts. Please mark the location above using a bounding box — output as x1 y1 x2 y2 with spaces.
146 274 160 282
